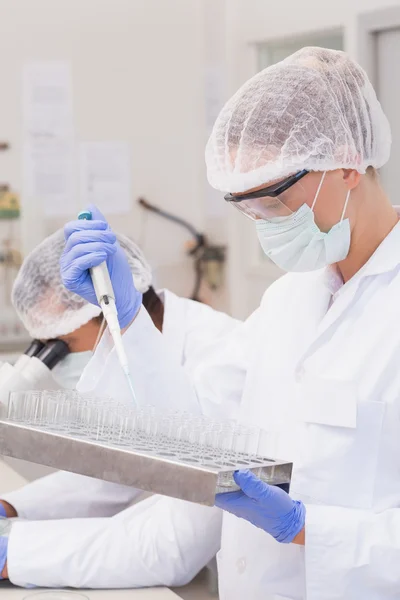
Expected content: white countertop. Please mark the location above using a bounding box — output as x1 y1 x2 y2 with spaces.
0 582 181 599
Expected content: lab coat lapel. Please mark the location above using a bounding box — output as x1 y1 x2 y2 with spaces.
285 270 333 372
295 270 333 340
238 271 331 432
317 216 400 337
316 275 362 337
292 275 364 430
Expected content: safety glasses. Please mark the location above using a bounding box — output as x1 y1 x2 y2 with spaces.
224 169 309 221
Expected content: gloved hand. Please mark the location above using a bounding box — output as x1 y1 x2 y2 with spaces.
0 504 6 518
215 470 305 543
0 518 11 580
61 205 142 328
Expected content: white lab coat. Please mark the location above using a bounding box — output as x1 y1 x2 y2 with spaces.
3 290 239 588
55 217 400 600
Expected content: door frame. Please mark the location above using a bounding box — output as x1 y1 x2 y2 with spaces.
358 6 400 84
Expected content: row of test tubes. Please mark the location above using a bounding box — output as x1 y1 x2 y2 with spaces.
6 390 267 471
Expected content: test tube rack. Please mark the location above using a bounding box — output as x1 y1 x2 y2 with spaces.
0 391 292 506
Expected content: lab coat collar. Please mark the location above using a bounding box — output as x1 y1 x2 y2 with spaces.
316 210 400 336
323 265 343 298
352 208 400 278
323 207 400 297
157 288 186 366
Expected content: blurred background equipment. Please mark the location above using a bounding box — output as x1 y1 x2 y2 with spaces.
0 143 28 358
0 338 69 408
139 197 226 302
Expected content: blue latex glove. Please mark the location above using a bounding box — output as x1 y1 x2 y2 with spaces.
215 470 305 543
60 205 142 328
0 504 6 518
0 537 7 580
0 518 11 580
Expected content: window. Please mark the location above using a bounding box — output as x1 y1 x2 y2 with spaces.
257 31 343 71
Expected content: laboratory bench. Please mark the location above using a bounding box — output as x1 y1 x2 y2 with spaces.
0 583 181 599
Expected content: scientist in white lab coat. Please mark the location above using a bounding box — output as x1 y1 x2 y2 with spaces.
56 47 400 600
0 228 239 588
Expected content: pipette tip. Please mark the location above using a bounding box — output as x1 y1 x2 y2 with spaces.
124 368 138 407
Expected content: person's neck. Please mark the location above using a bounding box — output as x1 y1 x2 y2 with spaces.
337 189 399 283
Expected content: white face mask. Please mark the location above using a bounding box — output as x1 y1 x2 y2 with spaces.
256 172 351 272
52 351 93 389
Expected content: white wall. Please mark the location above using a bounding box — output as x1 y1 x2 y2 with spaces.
0 0 215 301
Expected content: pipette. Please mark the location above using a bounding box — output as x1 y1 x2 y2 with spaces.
77 210 137 406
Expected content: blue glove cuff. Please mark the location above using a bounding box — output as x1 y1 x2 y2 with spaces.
119 293 143 329
0 505 6 518
275 500 306 544
0 537 8 580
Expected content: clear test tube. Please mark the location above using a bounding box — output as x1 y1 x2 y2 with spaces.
93 401 115 443
8 390 32 423
62 393 77 433
148 408 163 452
183 421 203 461
197 417 219 456
41 390 64 431
7 391 26 422
134 406 157 450
152 414 174 456
68 395 101 440
120 408 139 447
42 393 58 430
114 403 135 445
110 409 127 445
92 403 107 442
32 391 48 427
76 399 96 438
174 414 197 458
120 408 140 447
53 391 74 433
106 406 132 446
198 423 220 464
101 410 116 444
210 422 236 489
79 399 95 439
209 421 236 466
92 400 110 438
27 391 45 426
176 415 217 463
6 391 17 421
67 394 93 436
230 423 254 466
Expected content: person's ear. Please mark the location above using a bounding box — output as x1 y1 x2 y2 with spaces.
343 169 361 190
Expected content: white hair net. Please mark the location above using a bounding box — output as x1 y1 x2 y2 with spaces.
12 229 152 339
206 47 391 193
